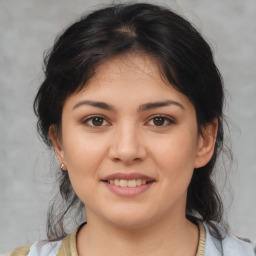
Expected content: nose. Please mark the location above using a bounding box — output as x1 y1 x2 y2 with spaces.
108 122 147 165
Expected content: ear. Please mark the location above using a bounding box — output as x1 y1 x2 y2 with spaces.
194 118 218 168
49 125 67 171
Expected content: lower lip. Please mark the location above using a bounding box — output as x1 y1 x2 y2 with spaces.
103 182 154 197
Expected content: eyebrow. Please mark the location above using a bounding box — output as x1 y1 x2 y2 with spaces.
138 100 185 111
73 100 115 111
72 100 185 112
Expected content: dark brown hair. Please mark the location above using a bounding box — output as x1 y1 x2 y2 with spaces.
34 3 230 249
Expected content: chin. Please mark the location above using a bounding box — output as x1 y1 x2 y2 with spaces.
102 208 156 230
110 217 151 230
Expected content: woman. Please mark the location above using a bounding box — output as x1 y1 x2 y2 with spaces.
10 3 255 256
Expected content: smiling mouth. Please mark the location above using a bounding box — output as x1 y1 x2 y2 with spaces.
102 179 154 188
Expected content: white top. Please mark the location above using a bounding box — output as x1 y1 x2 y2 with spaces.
27 241 61 256
26 223 255 256
204 224 255 255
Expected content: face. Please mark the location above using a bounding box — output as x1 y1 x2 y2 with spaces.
51 54 216 229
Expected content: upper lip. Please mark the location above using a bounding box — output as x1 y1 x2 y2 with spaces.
102 172 155 181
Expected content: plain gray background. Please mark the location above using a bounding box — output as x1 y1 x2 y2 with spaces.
0 0 255 253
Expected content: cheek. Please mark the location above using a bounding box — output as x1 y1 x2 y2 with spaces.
153 139 196 205
61 128 108 176
149 129 198 195
61 134 106 202
151 131 198 173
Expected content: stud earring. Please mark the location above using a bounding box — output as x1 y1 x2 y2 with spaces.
60 163 65 171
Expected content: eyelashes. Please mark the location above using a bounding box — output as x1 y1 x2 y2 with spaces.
146 115 175 127
82 114 175 128
82 115 111 127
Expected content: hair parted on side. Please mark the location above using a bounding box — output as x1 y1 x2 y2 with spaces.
33 3 231 248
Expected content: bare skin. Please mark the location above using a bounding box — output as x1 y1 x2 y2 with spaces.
50 53 217 256
77 202 199 256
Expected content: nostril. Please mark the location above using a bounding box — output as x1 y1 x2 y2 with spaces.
112 157 142 163
113 157 121 162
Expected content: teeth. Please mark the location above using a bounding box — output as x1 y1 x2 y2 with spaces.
108 179 148 187
136 179 142 186
120 180 128 187
128 180 136 187
114 179 120 186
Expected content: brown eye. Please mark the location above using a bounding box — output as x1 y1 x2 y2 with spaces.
91 117 104 126
83 115 109 127
153 117 166 126
147 115 174 127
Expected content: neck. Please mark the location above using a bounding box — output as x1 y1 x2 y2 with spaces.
77 213 199 256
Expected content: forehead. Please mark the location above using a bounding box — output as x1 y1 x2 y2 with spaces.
65 53 193 113
92 53 164 83
79 53 174 96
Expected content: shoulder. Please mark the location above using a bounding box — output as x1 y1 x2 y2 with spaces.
222 234 255 256
9 245 30 256
8 225 81 256
9 241 62 256
28 241 62 256
203 222 255 256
